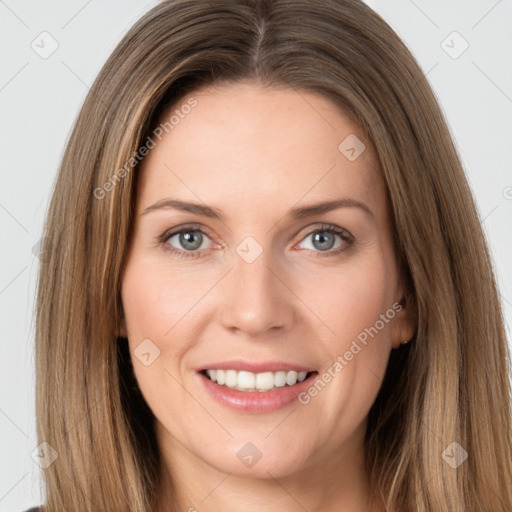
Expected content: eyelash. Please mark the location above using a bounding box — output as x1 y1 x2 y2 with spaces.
159 223 354 260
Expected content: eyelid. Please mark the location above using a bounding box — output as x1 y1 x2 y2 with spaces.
293 222 353 245
160 223 220 245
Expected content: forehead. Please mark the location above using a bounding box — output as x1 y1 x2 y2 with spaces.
136 82 385 221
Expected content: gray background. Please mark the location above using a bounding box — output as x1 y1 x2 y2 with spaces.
1 1 511 509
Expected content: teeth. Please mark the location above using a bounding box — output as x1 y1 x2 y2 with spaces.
204 369 311 391
238 370 255 389
274 371 287 387
225 369 237 388
256 372 274 391
286 370 298 386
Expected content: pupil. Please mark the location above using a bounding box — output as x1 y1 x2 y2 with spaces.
180 231 201 250
313 231 334 251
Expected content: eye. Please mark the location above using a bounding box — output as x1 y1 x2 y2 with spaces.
296 223 354 257
161 224 214 259
160 223 354 259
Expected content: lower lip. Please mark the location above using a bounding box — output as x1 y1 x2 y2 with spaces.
198 371 317 413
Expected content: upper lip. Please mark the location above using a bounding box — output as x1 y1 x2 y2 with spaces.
197 360 316 373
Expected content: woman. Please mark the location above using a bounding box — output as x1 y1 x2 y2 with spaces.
32 0 512 510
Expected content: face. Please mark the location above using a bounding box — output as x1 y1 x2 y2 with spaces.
120 81 415 482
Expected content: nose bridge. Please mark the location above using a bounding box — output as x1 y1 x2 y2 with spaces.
219 237 294 336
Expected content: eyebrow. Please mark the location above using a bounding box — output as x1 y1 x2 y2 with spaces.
141 197 374 220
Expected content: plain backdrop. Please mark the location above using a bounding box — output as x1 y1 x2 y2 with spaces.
1 1 511 510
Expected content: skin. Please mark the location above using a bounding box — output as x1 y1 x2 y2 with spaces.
120 80 416 512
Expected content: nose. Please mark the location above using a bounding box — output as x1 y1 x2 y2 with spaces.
219 247 296 337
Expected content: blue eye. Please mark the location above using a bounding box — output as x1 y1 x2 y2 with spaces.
299 227 347 253
168 230 209 251
294 223 354 257
160 223 353 259
161 225 213 259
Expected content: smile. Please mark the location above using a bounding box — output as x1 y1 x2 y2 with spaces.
202 369 312 392
197 363 319 413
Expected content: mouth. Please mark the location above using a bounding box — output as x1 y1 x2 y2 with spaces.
200 368 317 392
196 360 319 412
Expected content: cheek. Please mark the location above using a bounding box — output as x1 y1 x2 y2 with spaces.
120 260 197 431
121 269 165 341
295 257 396 422
294 265 395 436
299 257 395 349
121 256 203 344
297 257 395 407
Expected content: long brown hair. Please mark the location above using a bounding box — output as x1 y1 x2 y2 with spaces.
35 0 512 510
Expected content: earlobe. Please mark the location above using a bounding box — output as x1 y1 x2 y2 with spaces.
391 292 417 349
391 337 412 349
119 318 128 338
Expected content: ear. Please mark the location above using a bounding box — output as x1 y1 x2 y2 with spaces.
391 286 417 349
